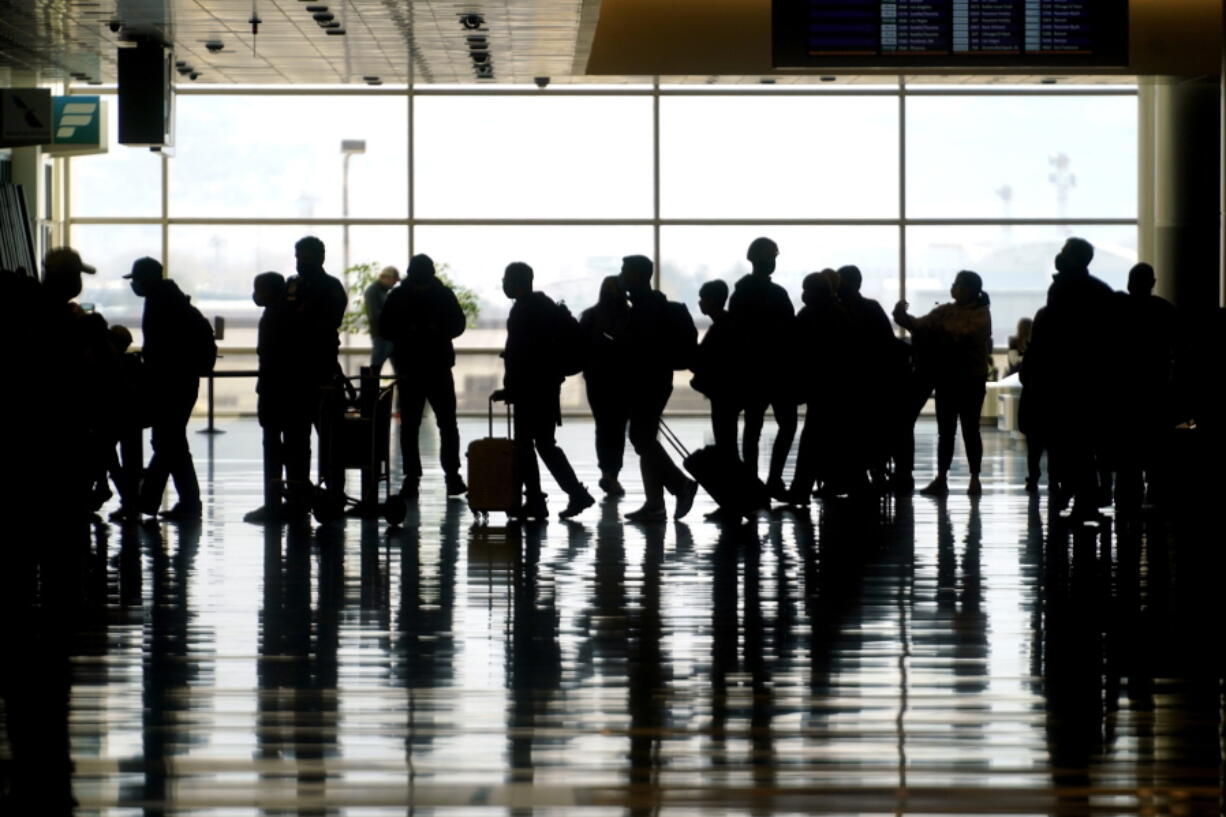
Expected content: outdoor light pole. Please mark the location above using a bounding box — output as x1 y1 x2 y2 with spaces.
340 139 366 373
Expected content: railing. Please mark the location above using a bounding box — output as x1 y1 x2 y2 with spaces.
192 345 1015 429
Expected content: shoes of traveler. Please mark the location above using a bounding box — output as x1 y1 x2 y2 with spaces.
765 478 789 503
967 476 983 496
445 474 468 497
513 494 548 522
400 479 420 499
918 478 949 497
159 503 202 522
625 505 667 523
782 488 811 508
703 507 732 522
243 504 280 524
559 486 596 520
598 473 626 497
674 479 699 520
108 505 140 524
1024 477 1039 494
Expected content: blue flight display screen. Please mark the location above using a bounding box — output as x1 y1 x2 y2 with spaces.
774 0 1128 69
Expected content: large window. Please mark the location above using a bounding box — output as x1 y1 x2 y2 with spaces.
66 82 1138 410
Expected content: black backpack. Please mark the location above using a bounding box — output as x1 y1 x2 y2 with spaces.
552 300 586 378
663 301 698 371
184 302 218 376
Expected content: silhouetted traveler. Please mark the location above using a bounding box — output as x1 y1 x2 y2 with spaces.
729 237 797 499
1114 262 1177 507
1006 317 1033 377
691 279 738 455
38 248 103 516
379 253 467 498
579 275 631 497
788 270 853 503
104 324 147 522
244 272 304 523
365 265 400 377
837 264 896 490
1018 308 1049 494
1026 238 1116 519
283 236 349 498
894 270 992 497
619 254 699 522
491 262 595 520
127 258 216 520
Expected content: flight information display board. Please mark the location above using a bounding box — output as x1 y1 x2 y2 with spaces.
774 0 1129 69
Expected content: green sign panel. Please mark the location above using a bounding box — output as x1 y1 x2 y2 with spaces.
52 96 101 146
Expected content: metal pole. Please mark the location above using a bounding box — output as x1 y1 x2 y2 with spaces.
197 371 224 434
342 152 351 375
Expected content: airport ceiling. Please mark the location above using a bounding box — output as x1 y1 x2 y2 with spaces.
0 0 1216 88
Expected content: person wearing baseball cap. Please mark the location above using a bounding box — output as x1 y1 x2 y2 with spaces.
42 246 96 304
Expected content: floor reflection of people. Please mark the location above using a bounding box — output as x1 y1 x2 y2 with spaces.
0 517 89 816
626 524 670 816
395 503 461 773
256 522 343 816
506 524 564 805
130 520 205 816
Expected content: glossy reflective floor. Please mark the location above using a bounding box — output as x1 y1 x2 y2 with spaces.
3 418 1225 816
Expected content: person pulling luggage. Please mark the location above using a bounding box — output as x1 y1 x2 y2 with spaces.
491 262 595 521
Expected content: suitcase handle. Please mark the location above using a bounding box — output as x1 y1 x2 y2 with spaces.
658 418 690 460
489 394 512 439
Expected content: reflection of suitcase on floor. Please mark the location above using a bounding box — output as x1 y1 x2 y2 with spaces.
660 420 769 520
467 396 518 521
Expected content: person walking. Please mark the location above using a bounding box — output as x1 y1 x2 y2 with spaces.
579 275 631 497
128 258 216 520
492 262 595 520
893 270 992 497
619 255 699 523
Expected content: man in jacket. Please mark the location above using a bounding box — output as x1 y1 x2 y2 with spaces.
619 254 698 522
492 262 594 520
380 253 467 498
127 258 210 520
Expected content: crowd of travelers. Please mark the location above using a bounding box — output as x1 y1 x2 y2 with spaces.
1 233 1221 529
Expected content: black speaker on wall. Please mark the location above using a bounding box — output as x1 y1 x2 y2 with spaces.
118 42 173 145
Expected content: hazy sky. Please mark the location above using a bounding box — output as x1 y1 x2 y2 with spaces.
73 88 1138 344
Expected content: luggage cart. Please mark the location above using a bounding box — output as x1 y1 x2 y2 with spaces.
310 368 404 526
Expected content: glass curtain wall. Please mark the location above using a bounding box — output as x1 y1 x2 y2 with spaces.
67 81 1137 412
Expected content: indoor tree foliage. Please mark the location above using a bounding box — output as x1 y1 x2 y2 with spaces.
342 261 480 335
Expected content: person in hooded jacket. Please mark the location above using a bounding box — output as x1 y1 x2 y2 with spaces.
379 253 467 499
579 275 631 497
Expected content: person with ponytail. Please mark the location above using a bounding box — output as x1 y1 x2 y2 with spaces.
892 270 993 496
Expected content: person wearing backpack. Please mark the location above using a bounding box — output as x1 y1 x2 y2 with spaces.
126 257 215 521
491 262 595 521
618 254 699 523
379 253 467 499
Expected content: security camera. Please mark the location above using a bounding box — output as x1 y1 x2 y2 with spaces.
205 41 224 53
108 19 123 33
534 76 550 89
189 71 200 80
460 13 485 29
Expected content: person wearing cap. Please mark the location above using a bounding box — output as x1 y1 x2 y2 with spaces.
30 247 102 520
127 257 211 521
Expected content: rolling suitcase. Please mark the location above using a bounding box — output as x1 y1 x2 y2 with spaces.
659 420 769 521
467 396 519 522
